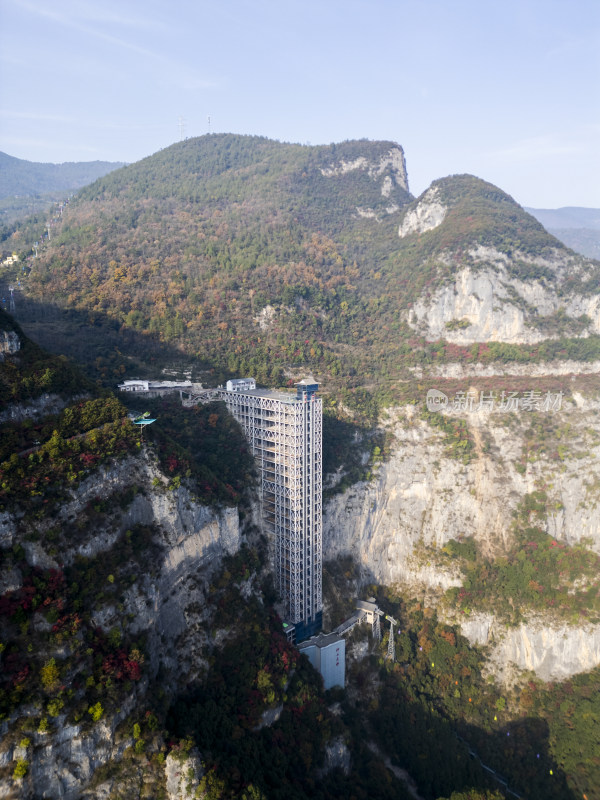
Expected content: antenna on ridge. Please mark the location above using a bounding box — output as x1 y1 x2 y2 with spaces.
178 116 186 141
207 115 211 134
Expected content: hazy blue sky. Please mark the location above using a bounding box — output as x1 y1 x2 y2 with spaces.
1 0 599 207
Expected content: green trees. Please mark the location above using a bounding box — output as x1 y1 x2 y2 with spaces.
40 658 60 691
12 759 28 779
138 397 254 507
446 493 600 623
88 702 104 722
0 412 138 512
5 135 599 415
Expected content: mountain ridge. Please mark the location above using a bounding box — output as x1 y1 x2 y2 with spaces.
9 134 599 405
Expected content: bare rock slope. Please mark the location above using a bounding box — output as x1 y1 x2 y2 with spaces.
324 384 600 681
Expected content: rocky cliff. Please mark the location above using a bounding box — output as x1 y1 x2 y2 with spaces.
0 446 243 799
320 144 410 218
400 180 600 344
323 374 600 682
408 250 600 344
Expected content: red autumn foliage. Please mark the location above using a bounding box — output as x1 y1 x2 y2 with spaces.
101 650 142 682
0 567 65 618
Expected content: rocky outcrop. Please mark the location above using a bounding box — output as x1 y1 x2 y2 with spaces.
0 393 78 424
320 144 410 220
317 736 351 777
0 448 242 799
407 246 600 344
38 451 241 566
10 704 136 799
398 187 447 237
165 749 203 800
0 331 20 356
0 510 16 548
411 358 600 380
459 612 600 683
320 145 409 195
254 303 277 330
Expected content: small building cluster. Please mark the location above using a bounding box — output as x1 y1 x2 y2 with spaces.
1 253 19 267
117 379 193 398
225 378 256 392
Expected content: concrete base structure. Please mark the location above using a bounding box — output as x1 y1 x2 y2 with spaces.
299 632 345 689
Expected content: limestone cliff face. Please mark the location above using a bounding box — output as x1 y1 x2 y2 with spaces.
459 612 600 683
164 749 203 800
407 246 600 344
320 144 410 218
397 176 600 344
323 390 600 681
0 392 77 425
411 358 600 380
324 406 521 581
0 448 241 799
0 331 20 357
398 186 447 236
320 145 409 195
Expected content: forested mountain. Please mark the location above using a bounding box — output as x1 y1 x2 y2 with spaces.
4 309 573 800
7 134 600 412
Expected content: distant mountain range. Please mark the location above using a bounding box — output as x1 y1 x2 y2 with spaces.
0 151 126 199
526 206 600 259
0 151 126 226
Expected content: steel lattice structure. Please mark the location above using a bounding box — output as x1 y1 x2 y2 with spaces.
372 610 382 644
386 615 397 661
219 379 323 640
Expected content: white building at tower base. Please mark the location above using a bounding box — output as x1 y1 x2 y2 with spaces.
299 632 345 689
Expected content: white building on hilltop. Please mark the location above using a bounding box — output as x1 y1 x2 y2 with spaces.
219 377 323 642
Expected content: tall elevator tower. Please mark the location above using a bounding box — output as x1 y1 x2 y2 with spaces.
220 378 323 641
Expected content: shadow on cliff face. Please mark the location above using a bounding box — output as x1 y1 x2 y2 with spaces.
459 715 575 800
323 555 379 630
345 583 587 800
9 291 374 485
6 290 218 385
370 682 577 800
